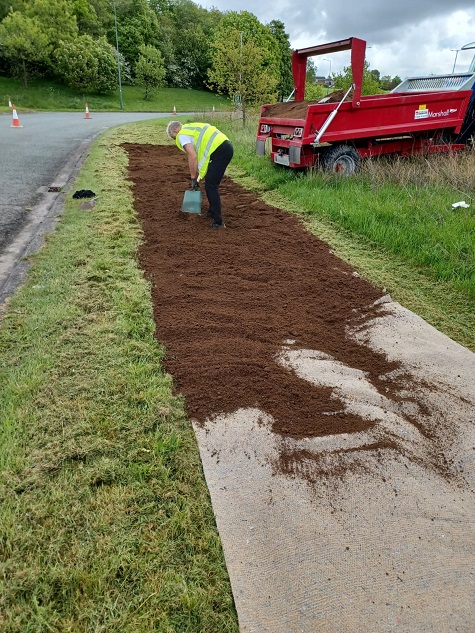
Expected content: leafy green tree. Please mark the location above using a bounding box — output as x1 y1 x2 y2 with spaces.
0 0 22 20
135 44 166 99
87 0 114 32
148 0 173 13
0 0 78 83
332 60 383 95
153 14 176 84
302 59 332 100
24 0 78 49
109 0 161 73
369 68 380 83
155 0 222 89
54 34 117 93
170 23 210 88
0 12 49 85
215 10 281 76
72 0 104 36
268 19 293 101
305 83 327 101
306 58 318 86
380 74 402 91
208 25 279 127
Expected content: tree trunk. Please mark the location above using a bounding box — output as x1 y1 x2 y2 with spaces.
22 59 28 88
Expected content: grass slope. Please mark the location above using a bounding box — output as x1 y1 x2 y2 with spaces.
0 76 231 113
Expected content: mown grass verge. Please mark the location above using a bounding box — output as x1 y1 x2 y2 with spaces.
0 121 238 632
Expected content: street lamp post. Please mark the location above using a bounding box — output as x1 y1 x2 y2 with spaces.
112 0 123 110
451 49 461 74
323 57 332 81
323 58 332 94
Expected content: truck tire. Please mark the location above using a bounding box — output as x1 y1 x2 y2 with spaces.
321 144 361 175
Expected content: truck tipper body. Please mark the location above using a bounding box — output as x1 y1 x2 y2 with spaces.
256 37 475 173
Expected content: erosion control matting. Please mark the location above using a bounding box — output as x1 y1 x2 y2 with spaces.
126 143 475 632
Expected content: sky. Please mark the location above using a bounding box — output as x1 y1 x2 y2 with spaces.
201 0 475 80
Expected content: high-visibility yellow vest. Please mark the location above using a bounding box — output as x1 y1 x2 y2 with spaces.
176 123 228 178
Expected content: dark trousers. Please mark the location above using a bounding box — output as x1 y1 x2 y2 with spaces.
205 140 234 224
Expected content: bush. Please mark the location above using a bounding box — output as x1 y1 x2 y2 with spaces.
54 35 118 94
135 45 166 99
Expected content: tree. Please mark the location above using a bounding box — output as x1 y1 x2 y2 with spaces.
0 12 49 85
135 44 166 99
24 0 78 50
170 23 210 88
54 34 117 94
87 0 114 33
380 74 402 91
109 0 161 74
332 60 383 96
369 68 380 83
0 0 22 20
306 59 318 86
208 26 278 127
155 0 222 89
268 19 293 101
72 0 104 37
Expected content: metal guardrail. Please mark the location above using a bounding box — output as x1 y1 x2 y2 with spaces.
392 73 475 92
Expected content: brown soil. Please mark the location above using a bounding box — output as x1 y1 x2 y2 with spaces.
126 143 416 440
261 90 353 119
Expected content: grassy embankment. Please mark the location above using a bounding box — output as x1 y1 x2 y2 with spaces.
0 76 231 113
1 111 474 630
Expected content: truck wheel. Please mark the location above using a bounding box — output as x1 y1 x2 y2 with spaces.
321 145 361 175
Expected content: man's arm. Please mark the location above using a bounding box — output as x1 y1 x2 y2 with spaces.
183 142 199 179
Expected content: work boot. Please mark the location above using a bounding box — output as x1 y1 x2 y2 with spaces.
211 220 226 229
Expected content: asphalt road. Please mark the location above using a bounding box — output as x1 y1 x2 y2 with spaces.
0 110 176 311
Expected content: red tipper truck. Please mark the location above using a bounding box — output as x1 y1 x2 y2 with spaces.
256 37 475 174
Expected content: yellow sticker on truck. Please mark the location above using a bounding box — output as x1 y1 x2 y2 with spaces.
415 105 458 120
415 104 428 119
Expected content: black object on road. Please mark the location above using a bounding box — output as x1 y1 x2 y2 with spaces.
72 189 96 199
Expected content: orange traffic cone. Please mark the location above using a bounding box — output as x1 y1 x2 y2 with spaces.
84 103 91 119
173 105 177 114
11 105 22 128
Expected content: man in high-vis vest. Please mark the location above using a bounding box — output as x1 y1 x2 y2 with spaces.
167 121 234 229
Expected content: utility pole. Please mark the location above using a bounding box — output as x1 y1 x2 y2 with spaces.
239 31 243 107
113 0 123 110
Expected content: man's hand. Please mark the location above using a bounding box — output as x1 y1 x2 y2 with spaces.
191 178 199 190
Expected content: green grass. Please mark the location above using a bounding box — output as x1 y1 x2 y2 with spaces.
0 76 231 113
0 121 238 632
